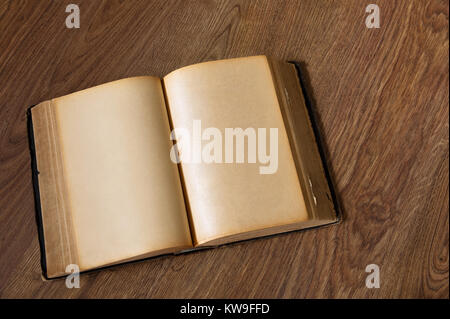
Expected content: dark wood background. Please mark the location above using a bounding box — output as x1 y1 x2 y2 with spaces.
0 0 448 298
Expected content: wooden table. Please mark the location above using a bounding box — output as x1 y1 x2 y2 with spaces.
0 0 448 298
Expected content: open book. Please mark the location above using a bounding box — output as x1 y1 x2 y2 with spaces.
28 56 339 278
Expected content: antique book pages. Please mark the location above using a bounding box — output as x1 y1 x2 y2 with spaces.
31 77 192 278
165 56 315 246
30 56 337 278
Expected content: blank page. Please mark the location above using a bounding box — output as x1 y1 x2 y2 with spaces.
164 56 309 245
32 76 192 276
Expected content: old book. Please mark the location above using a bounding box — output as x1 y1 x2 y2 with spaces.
28 56 340 278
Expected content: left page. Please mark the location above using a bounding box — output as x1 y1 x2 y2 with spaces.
31 76 192 278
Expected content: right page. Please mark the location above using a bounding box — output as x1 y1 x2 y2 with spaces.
164 56 336 246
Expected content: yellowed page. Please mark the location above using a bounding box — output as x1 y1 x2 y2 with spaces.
51 76 191 271
164 56 309 245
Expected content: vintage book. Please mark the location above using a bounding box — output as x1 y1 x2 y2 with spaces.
28 56 340 278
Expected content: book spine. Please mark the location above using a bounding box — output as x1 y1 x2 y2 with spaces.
27 107 48 278
268 59 341 222
27 102 79 279
289 62 342 222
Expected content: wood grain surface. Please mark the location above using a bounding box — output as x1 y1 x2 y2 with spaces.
0 0 448 298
